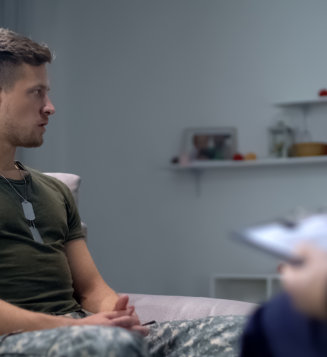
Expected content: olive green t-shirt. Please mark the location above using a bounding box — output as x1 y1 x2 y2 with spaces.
0 166 84 314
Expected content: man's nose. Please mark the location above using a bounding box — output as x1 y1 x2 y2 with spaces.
43 95 55 116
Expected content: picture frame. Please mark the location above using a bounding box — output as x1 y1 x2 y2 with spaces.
180 127 237 162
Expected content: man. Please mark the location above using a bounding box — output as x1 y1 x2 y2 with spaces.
240 244 327 357
0 28 245 357
0 27 149 356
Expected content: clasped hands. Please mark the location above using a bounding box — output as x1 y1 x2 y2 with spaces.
75 295 149 336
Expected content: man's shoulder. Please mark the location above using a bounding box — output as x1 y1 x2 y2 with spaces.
27 167 71 192
27 167 79 204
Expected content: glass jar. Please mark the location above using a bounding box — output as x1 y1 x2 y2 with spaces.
268 120 295 158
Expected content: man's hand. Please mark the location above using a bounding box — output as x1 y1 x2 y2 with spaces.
75 295 149 336
113 295 130 311
113 295 149 336
281 244 327 319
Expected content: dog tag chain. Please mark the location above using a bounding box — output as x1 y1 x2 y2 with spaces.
0 168 44 243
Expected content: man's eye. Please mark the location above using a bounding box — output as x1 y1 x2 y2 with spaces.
31 88 44 96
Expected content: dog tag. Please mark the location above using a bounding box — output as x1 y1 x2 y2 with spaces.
22 200 35 221
29 226 44 244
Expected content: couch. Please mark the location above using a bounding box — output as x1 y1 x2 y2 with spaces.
44 172 257 324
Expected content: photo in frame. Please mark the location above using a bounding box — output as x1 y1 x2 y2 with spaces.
180 127 237 162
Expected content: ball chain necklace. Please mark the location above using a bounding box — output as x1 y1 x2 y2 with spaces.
0 162 44 243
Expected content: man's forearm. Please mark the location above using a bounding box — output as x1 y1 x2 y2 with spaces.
65 239 120 313
79 284 120 313
0 300 73 335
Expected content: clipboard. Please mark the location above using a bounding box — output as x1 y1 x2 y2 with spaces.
231 211 327 263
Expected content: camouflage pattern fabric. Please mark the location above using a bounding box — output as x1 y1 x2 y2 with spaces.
0 325 149 357
0 314 246 356
147 315 247 357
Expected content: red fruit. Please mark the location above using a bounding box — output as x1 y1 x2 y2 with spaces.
233 153 244 161
318 89 327 97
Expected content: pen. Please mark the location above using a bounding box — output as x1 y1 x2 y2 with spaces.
142 320 156 326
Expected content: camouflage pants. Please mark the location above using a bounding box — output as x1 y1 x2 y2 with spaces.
0 313 246 357
147 316 247 357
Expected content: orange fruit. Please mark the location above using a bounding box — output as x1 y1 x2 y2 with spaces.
244 152 257 160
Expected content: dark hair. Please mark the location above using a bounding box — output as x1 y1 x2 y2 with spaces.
0 28 52 90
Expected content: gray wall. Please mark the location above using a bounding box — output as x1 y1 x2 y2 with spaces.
3 0 327 296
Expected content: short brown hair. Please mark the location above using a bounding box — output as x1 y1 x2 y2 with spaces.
0 28 52 90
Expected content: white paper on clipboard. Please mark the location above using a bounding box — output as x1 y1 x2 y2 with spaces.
232 213 327 262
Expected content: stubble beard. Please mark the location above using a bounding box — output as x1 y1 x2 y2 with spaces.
21 139 43 148
10 131 44 148
21 136 44 148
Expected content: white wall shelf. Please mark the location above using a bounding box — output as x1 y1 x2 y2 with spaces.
171 156 327 171
210 274 282 304
275 98 327 126
171 156 327 195
275 98 327 108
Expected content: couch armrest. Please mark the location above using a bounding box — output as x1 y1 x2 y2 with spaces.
127 293 256 324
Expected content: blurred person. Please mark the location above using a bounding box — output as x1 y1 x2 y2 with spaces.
240 244 327 357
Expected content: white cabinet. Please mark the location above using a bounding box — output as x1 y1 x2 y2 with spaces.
210 274 282 304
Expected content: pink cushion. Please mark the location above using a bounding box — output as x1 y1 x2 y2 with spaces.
127 293 257 324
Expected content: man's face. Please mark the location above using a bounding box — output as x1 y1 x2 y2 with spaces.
0 63 55 148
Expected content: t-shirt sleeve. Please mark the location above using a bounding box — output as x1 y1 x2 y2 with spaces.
60 183 86 242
